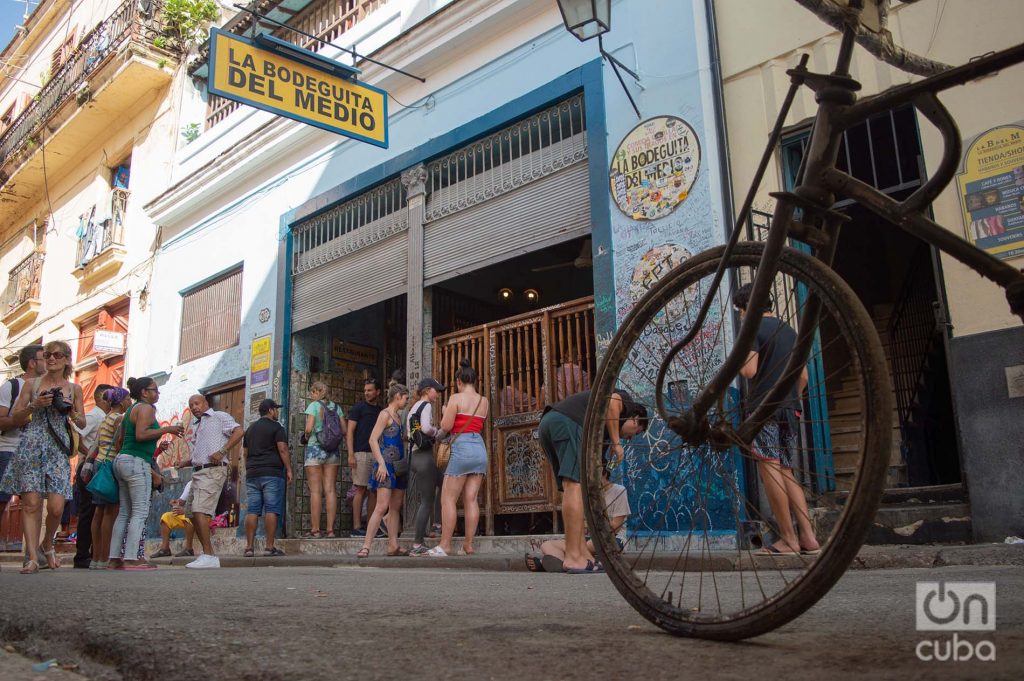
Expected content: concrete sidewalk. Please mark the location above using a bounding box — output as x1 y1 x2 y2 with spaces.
5 539 1021 572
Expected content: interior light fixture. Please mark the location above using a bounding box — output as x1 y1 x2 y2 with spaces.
499 287 514 301
524 288 540 304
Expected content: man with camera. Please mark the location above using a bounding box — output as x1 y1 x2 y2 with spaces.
182 394 243 569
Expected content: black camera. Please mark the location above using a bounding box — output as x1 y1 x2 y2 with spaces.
46 387 73 415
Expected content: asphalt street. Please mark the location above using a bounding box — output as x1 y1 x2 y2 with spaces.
0 564 1020 680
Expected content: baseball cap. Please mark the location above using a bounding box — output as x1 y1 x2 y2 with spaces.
417 377 446 392
258 398 283 414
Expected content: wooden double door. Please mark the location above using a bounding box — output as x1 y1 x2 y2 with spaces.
433 297 596 534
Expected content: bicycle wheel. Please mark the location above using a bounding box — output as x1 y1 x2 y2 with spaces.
582 242 892 641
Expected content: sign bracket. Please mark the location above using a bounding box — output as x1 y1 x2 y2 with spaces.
231 3 426 84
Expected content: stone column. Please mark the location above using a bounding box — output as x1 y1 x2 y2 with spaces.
402 163 428 390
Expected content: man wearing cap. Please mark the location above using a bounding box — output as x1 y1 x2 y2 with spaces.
184 393 244 569
242 399 292 558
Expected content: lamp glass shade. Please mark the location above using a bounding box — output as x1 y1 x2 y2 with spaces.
556 0 611 42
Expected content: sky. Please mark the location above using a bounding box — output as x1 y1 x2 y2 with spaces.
1 0 37 51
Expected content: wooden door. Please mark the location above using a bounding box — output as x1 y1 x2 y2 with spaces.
207 382 245 526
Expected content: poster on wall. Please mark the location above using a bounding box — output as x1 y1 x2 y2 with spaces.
609 116 701 221
249 334 272 387
956 124 1024 261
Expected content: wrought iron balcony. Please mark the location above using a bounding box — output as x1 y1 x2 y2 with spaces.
74 188 130 285
0 0 171 182
2 251 44 333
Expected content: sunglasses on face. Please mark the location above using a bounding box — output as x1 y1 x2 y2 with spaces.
43 351 67 359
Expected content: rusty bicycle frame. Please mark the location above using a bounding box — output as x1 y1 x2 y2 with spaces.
659 1 1024 449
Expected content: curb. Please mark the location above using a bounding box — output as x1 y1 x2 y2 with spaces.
4 543 1021 572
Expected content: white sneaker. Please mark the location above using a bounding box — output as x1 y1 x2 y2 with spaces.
185 554 221 569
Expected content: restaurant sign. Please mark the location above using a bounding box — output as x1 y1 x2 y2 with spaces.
208 28 388 148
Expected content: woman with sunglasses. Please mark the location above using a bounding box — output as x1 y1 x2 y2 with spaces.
107 376 183 570
0 341 86 573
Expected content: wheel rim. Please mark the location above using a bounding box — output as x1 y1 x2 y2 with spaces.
582 244 891 639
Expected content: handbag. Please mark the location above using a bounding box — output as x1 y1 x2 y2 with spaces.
386 412 410 477
435 396 483 469
86 438 120 504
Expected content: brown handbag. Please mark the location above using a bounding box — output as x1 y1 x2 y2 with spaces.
434 396 483 469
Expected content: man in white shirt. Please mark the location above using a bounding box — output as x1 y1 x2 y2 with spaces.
182 394 243 569
71 384 113 569
0 345 45 549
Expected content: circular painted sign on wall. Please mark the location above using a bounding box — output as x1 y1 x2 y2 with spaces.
609 116 701 221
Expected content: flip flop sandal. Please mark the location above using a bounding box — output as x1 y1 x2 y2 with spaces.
564 560 603 574
301 531 322 539
124 564 158 571
387 547 410 556
800 548 822 555
264 547 286 557
755 545 798 556
151 549 172 559
243 548 255 558
20 560 39 574
356 547 370 558
524 553 545 572
325 532 337 538
540 555 564 573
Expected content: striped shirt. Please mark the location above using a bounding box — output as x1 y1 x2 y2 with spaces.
188 409 241 465
94 412 123 463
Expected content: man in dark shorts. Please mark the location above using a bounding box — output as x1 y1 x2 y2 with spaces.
242 399 292 557
733 283 820 556
538 389 645 573
346 378 383 537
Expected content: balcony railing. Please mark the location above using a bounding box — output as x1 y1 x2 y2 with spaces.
0 0 166 168
204 0 389 130
4 251 44 313
76 188 130 268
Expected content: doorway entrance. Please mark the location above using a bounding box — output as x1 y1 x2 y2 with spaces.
779 103 960 488
205 380 245 527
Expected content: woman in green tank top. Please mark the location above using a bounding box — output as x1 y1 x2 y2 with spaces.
108 377 184 570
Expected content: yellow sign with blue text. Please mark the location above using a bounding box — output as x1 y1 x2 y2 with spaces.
208 28 388 148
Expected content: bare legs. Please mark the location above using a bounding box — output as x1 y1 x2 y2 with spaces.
20 492 42 570
360 488 404 554
244 513 279 552
560 480 593 571
436 474 483 555
757 460 820 552
306 465 323 535
351 485 377 532
193 512 215 556
323 463 339 536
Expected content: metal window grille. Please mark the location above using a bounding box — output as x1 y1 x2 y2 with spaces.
292 177 407 274
424 93 587 221
179 267 243 363
4 251 44 312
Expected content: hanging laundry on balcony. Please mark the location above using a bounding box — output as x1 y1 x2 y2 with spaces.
76 205 100 268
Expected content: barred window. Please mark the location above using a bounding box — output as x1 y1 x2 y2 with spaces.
179 267 243 363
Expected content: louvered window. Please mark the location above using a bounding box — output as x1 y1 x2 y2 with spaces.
179 268 243 363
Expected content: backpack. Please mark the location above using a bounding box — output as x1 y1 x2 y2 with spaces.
408 401 434 450
317 400 343 452
0 378 20 436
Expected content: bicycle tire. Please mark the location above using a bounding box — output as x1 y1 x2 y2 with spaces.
582 242 892 641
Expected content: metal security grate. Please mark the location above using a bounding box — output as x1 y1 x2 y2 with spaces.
292 177 407 274
424 93 587 221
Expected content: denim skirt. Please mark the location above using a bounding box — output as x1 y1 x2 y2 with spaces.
445 432 487 476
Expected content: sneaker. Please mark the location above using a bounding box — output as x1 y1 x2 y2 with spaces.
173 548 195 558
409 544 430 557
185 554 221 569
349 528 366 538
375 528 387 539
